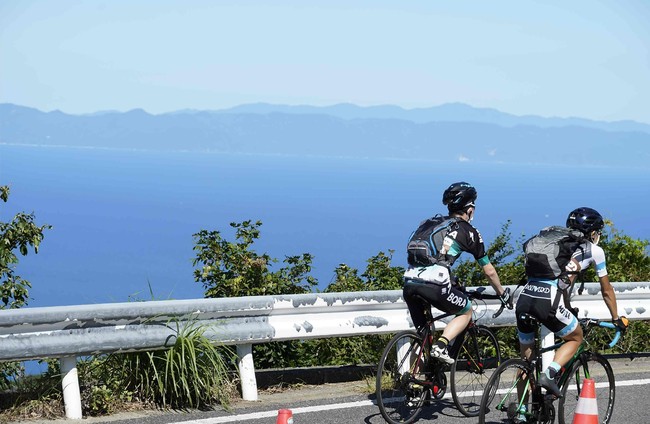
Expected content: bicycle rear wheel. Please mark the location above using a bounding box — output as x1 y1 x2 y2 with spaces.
451 325 501 417
479 358 533 424
558 352 615 424
376 330 428 424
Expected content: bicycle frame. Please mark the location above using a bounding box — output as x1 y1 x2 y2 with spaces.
407 288 506 376
402 290 508 396
522 317 620 380
557 320 619 387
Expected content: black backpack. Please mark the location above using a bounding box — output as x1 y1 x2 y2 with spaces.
523 226 585 279
406 215 459 267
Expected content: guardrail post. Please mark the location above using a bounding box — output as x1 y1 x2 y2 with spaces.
237 343 258 401
60 356 82 419
397 336 411 375
540 325 554 371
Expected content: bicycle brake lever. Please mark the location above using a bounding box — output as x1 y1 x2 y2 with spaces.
493 303 506 319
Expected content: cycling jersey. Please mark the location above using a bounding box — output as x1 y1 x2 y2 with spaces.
403 218 492 329
573 241 608 278
438 219 490 266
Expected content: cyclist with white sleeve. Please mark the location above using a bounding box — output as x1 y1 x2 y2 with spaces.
516 207 628 399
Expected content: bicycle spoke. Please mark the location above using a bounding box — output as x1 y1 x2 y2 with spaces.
451 326 501 417
479 359 534 424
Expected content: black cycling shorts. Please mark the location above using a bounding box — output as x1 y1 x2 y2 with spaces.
515 280 578 345
403 279 471 323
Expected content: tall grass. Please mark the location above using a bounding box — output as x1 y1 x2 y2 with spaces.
106 318 237 409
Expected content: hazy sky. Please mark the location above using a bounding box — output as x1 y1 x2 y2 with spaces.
1 1 649 123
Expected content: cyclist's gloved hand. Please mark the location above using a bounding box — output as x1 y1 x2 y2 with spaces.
569 307 579 317
613 316 629 334
500 288 512 309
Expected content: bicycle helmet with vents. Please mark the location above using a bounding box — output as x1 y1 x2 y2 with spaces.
442 182 477 213
566 207 604 235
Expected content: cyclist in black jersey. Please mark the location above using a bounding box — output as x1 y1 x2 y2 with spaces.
516 207 628 398
403 182 511 364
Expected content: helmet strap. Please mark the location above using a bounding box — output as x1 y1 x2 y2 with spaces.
467 207 475 223
590 231 601 245
452 206 474 222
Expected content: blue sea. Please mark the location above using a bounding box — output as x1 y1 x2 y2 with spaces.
1 144 649 308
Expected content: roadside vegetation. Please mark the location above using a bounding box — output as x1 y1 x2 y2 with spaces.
1 187 649 421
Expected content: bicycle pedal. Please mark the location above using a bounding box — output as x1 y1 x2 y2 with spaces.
432 385 446 399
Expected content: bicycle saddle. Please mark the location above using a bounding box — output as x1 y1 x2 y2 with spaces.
519 312 539 326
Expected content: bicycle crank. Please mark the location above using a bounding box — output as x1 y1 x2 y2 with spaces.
431 367 447 399
539 400 555 424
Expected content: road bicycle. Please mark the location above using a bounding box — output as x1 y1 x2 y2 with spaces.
478 313 622 424
376 286 511 424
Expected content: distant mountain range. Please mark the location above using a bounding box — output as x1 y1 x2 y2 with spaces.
218 102 650 134
1 103 648 167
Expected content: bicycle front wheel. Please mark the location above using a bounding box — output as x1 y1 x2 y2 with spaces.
376 330 428 424
558 352 615 424
451 325 501 417
479 358 533 424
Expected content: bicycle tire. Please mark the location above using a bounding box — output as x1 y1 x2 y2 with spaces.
450 325 501 417
478 358 533 424
558 352 615 424
376 330 428 424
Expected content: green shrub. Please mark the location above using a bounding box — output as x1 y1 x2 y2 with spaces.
84 385 116 416
193 220 317 298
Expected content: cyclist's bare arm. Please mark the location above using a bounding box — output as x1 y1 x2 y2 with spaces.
481 262 506 296
599 274 620 320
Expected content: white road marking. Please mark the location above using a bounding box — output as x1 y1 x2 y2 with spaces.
175 378 650 423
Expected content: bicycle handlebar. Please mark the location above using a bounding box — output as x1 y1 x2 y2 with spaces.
465 287 512 319
599 321 621 348
580 319 621 348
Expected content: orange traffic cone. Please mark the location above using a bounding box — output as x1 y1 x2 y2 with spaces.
572 378 598 424
277 409 294 424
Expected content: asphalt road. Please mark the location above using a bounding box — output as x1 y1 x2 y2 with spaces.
25 356 650 424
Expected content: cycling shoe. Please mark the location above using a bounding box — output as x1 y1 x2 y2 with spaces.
538 373 562 398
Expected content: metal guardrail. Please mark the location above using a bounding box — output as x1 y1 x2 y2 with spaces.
1 282 649 419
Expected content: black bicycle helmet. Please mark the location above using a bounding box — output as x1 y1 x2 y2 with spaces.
442 182 477 213
566 207 604 235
